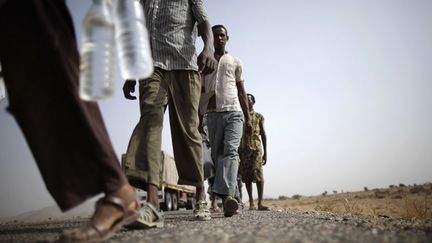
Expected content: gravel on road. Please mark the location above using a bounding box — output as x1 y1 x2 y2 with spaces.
0 209 431 243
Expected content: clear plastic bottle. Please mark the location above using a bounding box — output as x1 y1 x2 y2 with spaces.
0 62 6 102
79 0 116 101
112 0 153 80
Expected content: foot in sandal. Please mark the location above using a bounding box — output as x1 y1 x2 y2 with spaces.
58 184 139 242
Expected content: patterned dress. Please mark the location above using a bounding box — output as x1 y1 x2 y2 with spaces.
239 111 266 183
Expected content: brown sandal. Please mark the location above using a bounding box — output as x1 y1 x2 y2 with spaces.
258 205 270 211
223 196 239 217
58 191 140 242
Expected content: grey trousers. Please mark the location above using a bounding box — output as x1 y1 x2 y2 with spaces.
206 111 244 196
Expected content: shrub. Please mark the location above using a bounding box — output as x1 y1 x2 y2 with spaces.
374 191 386 199
399 183 406 187
364 187 368 191
410 185 425 194
403 195 431 220
333 190 338 194
278 195 289 200
322 191 328 196
292 194 302 200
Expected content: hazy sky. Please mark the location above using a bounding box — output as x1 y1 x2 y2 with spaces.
1 0 431 218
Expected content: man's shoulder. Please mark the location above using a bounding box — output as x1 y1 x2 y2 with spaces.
223 53 242 64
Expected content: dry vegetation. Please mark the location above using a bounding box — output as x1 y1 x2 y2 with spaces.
264 183 432 221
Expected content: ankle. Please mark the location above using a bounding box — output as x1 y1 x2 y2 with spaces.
195 186 205 201
147 184 160 211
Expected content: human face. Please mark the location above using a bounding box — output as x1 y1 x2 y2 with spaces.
213 27 228 50
247 95 254 110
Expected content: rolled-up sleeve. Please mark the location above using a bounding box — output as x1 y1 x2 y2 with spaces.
235 58 244 82
190 0 208 24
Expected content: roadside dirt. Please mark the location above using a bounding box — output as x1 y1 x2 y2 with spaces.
264 183 432 220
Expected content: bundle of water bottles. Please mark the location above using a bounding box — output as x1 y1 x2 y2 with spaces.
79 0 153 101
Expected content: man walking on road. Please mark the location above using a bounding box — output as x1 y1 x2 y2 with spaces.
122 0 217 226
0 1 144 242
200 25 251 217
239 93 269 211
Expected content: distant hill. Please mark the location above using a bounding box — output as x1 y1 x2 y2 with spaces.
0 198 97 223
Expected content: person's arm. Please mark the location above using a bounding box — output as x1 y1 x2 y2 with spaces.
259 115 267 165
191 0 217 75
198 76 206 134
122 80 137 100
237 81 252 133
197 20 217 75
235 58 251 133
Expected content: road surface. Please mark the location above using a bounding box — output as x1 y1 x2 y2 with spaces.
0 209 431 242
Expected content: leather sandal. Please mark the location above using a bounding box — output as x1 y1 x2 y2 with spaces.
223 196 239 217
210 206 222 213
258 205 270 211
58 191 140 242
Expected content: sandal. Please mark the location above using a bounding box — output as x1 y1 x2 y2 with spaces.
59 189 140 242
223 197 239 217
126 202 164 229
193 200 211 221
258 205 270 211
210 206 222 213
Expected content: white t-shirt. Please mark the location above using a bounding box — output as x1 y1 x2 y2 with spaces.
201 53 244 113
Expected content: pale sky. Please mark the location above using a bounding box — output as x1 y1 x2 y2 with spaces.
1 0 431 218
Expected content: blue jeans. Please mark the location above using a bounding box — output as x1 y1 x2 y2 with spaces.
206 111 244 196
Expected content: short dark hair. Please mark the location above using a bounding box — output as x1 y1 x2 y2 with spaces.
247 93 255 104
212 24 228 36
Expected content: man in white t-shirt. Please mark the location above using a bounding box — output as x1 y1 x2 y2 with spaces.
201 25 252 217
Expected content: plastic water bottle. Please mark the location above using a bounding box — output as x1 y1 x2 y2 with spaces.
79 0 116 101
0 63 5 102
112 0 153 80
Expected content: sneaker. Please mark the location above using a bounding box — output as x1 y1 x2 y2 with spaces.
193 200 211 221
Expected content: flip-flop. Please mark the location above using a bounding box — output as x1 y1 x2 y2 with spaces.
210 207 222 213
58 193 140 242
258 205 270 211
223 197 239 217
126 202 164 229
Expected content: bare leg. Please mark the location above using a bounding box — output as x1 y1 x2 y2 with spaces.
148 184 160 211
196 186 205 202
257 181 264 207
210 193 217 209
245 182 254 209
257 181 269 210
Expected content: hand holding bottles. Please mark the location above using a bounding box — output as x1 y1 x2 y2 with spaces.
79 0 116 101
79 0 153 101
113 0 153 80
